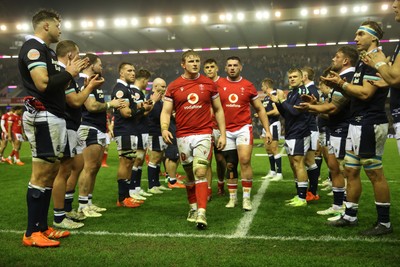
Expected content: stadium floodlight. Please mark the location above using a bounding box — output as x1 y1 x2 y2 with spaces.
0 25 7 31
149 18 155 25
155 17 162 25
131 18 139 26
313 9 320 15
114 18 128 27
320 8 328 15
200 14 208 23
237 12 245 21
64 21 72 29
166 17 173 24
353 6 360 13
275 11 281 18
300 9 308 17
190 15 196 23
17 23 29 31
340 6 348 14
97 19 105 28
382 4 389 11
361 5 368 12
219 14 226 21
183 15 190 24
256 11 269 20
225 13 233 21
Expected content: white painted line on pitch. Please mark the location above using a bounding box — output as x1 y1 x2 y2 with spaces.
255 153 287 157
232 177 270 238
1 229 398 243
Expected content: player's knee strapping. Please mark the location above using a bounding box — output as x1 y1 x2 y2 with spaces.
120 150 137 160
361 156 383 170
193 156 209 181
135 150 145 161
343 152 361 169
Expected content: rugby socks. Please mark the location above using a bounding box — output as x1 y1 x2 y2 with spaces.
195 180 208 209
274 154 282 174
40 187 52 231
147 163 158 189
297 181 308 200
332 187 345 207
227 182 238 201
53 208 65 224
26 184 45 236
101 152 108 165
376 202 391 227
186 182 197 204
155 164 161 187
217 180 225 191
242 179 252 199
130 166 139 189
64 190 75 212
117 179 130 202
343 202 358 222
315 156 322 174
78 195 89 210
307 164 320 195
268 154 276 172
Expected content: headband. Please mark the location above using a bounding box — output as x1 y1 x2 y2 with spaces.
358 26 380 40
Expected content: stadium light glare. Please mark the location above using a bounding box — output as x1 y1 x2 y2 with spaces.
64 21 72 29
0 25 7 31
361 5 368 12
225 13 233 21
200 14 208 23
183 15 190 24
80 21 88 28
300 9 308 17
237 12 245 21
155 17 162 25
320 8 328 15
382 4 389 10
114 18 128 27
313 9 320 15
353 6 360 13
340 6 348 14
166 17 173 24
96 19 105 28
131 18 139 26
274 11 281 18
219 14 226 21
190 15 196 23
149 18 154 25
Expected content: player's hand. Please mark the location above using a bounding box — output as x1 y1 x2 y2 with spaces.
162 130 173 144
110 98 126 109
367 73 389 88
216 135 226 150
66 55 89 77
294 102 310 111
264 131 272 145
300 94 317 104
86 74 105 91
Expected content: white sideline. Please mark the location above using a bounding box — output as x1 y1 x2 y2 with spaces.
1 229 399 243
233 177 270 237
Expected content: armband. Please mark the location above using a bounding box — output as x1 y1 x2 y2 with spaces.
374 62 387 70
46 72 73 92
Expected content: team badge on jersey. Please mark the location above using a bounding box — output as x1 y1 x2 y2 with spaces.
27 49 40 60
115 90 124 98
187 93 199 104
228 94 239 103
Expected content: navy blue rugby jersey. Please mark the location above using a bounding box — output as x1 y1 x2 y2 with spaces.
18 36 67 118
111 80 138 136
77 73 107 133
130 85 149 134
146 92 163 136
261 90 279 125
350 60 389 125
276 85 310 139
390 42 400 123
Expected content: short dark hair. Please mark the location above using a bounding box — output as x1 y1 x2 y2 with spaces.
84 53 99 66
226 56 242 64
56 40 78 57
136 69 151 80
337 46 359 67
204 58 217 65
118 62 133 72
32 9 61 29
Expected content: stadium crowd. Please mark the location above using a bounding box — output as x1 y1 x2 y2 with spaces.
1 0 400 248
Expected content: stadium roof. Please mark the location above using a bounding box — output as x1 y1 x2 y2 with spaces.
0 0 397 56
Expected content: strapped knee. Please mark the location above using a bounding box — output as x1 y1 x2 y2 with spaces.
193 157 209 180
343 152 361 169
360 156 382 170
